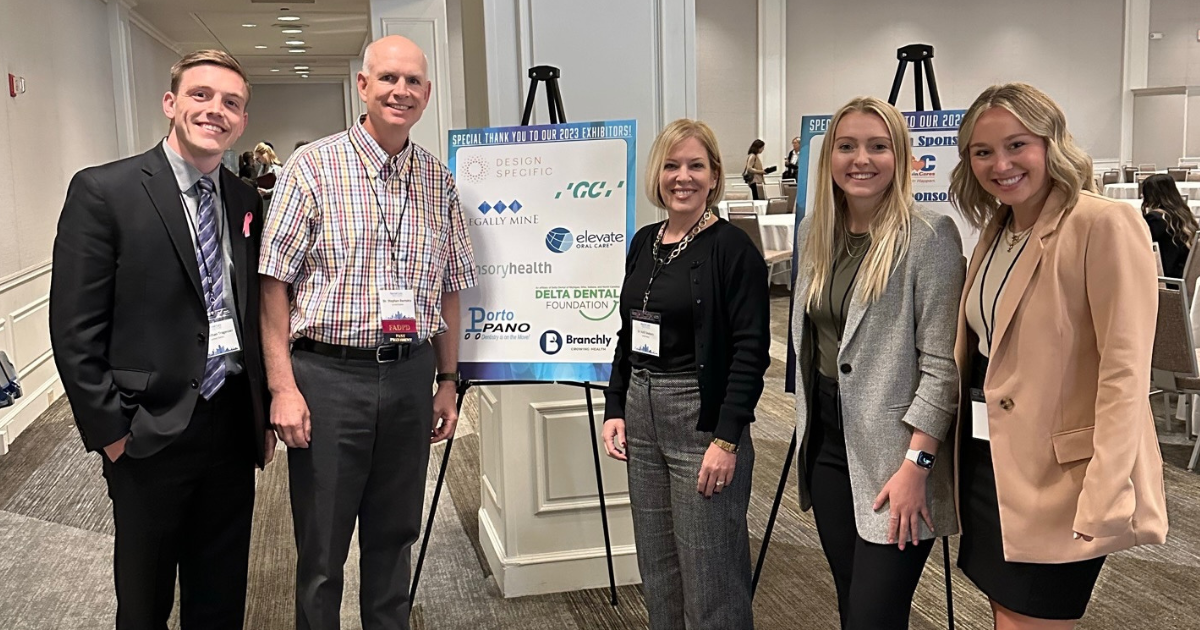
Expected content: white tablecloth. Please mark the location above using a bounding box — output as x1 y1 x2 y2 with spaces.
757 213 796 251
1103 182 1200 200
716 200 768 217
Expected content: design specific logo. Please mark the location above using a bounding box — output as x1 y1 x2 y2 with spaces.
540 330 563 355
546 227 574 253
460 155 489 183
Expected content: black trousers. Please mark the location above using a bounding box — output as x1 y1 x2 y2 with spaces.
102 374 256 630
750 182 764 200
807 374 933 630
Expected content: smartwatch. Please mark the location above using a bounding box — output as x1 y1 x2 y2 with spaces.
905 449 936 470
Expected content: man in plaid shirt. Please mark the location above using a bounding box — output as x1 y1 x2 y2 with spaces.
259 35 476 630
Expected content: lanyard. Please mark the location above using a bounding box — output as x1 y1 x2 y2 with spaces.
979 216 1030 350
351 132 415 287
642 212 708 311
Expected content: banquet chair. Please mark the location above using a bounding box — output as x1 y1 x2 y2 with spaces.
782 182 798 214
1184 233 1200 302
1139 163 1157 172
1188 171 1200 183
727 201 757 217
724 189 752 201
1150 277 1200 470
1101 170 1119 186
1124 165 1138 183
729 213 792 287
1168 168 1188 182
766 197 790 215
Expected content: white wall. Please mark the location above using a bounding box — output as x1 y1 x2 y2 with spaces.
1148 0 1200 87
1132 89 1187 166
128 23 178 153
696 0 758 176
786 0 1126 161
234 83 349 164
0 0 118 451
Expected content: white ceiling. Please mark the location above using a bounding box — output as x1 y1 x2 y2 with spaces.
130 0 369 80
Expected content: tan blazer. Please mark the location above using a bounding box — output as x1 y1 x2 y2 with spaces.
954 189 1168 563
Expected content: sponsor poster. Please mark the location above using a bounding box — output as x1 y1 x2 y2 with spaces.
787 109 970 393
449 120 637 382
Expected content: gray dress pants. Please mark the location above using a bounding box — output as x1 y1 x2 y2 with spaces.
625 369 755 630
288 343 435 630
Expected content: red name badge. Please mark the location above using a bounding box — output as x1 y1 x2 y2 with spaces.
380 289 418 334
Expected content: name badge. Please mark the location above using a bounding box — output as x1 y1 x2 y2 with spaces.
970 387 990 441
208 308 241 358
630 309 661 357
380 289 418 335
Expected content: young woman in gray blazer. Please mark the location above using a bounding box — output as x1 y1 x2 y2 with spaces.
791 97 964 629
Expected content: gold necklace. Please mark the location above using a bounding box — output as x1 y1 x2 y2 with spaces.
842 223 870 258
1004 224 1033 252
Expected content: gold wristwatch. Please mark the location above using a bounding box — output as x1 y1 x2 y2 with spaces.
711 437 739 454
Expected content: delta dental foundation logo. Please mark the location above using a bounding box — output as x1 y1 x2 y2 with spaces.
535 285 619 321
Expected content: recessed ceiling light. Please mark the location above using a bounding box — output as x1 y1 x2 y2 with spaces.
242 24 257 28
282 28 303 34
288 49 306 53
285 40 305 46
254 45 268 49
278 15 301 22
270 69 280 72
293 65 309 70
301 74 309 79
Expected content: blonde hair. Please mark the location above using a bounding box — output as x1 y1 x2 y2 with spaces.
254 142 280 166
949 82 1095 230
644 119 725 210
170 49 251 101
801 97 915 310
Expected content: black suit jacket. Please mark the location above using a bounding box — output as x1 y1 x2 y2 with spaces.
50 145 270 467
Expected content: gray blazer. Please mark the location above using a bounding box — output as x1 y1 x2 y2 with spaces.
791 205 965 544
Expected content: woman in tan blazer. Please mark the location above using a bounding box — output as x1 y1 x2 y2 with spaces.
744 139 766 200
948 82 1168 629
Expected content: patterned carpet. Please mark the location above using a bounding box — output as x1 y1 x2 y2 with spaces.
1 294 1199 629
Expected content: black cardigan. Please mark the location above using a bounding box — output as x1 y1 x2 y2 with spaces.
603 218 771 442
1144 211 1189 278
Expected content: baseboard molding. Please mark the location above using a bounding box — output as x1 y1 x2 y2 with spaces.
0 374 62 455
478 508 642 598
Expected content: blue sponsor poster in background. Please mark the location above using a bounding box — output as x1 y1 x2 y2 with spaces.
787 109 970 393
449 120 636 381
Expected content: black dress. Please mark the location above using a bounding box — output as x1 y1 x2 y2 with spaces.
957 353 1106 621
1144 211 1189 278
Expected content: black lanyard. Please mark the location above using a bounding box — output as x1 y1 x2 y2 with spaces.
351 132 414 284
979 216 1030 350
642 214 706 311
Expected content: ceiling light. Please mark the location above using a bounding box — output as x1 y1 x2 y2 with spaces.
278 15 301 22
288 49 306 54
282 28 303 34
293 65 309 70
285 40 305 46
242 24 257 28
301 74 310 79
254 45 268 49
270 69 280 72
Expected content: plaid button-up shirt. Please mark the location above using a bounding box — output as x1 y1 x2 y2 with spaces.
260 118 476 347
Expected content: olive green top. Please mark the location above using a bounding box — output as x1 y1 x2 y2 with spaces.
807 231 870 379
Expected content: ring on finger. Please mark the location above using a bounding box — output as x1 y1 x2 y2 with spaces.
715 480 724 486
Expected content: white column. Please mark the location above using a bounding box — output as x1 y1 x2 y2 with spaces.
477 0 697 598
1121 0 1151 165
107 0 137 158
368 0 455 162
758 0 786 191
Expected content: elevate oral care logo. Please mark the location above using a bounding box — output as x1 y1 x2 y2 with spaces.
545 227 574 253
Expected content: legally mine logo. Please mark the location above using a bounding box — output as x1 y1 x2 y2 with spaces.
470 199 539 227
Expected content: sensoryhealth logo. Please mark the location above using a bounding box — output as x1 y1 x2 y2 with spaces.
546 227 574 253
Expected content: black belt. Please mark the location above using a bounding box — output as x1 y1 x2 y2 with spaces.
293 337 427 363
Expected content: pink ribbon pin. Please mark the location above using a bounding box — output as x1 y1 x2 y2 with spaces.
242 212 253 238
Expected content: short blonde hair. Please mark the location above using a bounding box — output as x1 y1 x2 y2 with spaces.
949 82 1095 230
170 49 251 101
254 142 279 165
801 97 916 309
644 119 725 210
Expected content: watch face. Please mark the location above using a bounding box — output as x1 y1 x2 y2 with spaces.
917 452 935 468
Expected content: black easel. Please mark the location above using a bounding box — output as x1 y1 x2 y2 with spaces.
754 44 956 630
410 68 621 609
888 43 942 112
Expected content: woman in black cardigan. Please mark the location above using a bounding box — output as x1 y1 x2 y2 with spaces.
602 119 770 630
1140 173 1196 277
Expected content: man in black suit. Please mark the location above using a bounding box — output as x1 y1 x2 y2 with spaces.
49 50 273 630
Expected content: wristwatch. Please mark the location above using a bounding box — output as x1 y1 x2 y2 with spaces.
905 449 936 470
435 371 461 385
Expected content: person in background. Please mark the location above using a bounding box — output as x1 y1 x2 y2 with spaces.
791 96 963 629
253 141 282 198
1140 173 1196 278
50 49 274 629
259 35 475 630
294 140 309 151
744 139 767 200
949 82 1168 629
784 136 801 181
602 118 770 629
238 150 256 180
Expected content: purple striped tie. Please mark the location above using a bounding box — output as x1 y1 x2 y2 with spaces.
195 176 226 399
